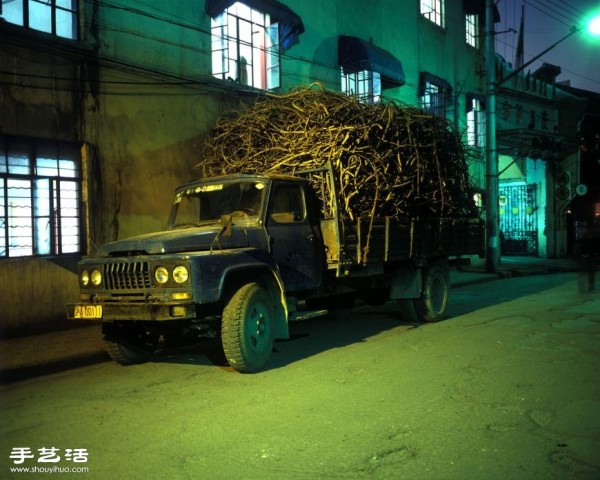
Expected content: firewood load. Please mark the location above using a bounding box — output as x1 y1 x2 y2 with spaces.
200 84 477 221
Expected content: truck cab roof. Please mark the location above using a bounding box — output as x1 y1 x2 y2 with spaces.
177 172 307 191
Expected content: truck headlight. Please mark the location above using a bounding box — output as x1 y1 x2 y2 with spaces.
91 269 102 286
81 270 90 286
155 266 169 284
173 265 189 284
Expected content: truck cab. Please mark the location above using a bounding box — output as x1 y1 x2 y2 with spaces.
68 173 325 372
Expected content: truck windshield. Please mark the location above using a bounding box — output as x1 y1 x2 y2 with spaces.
170 180 266 228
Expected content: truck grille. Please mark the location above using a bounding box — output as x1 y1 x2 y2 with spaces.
104 262 151 290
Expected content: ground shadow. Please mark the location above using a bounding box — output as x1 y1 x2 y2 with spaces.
150 305 420 371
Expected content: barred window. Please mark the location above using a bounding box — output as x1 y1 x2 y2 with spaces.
211 1 280 90
420 0 444 28
0 138 82 258
465 14 479 48
0 0 78 40
341 69 381 104
421 81 450 118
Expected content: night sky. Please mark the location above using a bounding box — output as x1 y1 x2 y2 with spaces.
495 0 600 93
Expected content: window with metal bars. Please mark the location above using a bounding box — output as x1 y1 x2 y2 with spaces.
421 81 450 118
0 138 82 258
341 69 382 104
0 0 78 40
211 1 280 90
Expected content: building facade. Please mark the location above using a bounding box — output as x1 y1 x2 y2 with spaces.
494 60 587 258
0 0 585 334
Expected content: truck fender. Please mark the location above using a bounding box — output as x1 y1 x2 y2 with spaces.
222 266 289 340
389 265 422 300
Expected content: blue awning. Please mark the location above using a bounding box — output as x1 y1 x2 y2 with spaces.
338 36 405 88
206 0 304 50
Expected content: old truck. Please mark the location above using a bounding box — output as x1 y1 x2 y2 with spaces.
68 162 484 372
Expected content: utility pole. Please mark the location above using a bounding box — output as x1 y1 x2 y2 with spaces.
485 0 499 272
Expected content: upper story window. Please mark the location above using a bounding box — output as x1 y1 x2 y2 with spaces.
211 2 279 90
0 137 82 258
0 0 78 40
420 0 444 28
467 95 486 148
341 70 382 104
420 74 452 118
207 0 304 90
211 2 280 90
465 14 479 48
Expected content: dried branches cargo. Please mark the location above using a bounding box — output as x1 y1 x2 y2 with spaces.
200 84 477 221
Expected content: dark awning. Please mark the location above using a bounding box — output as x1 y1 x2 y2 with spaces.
338 35 405 88
206 0 304 50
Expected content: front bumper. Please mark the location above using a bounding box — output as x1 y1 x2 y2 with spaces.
66 302 197 321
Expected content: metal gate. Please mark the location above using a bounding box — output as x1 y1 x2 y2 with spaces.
499 184 537 255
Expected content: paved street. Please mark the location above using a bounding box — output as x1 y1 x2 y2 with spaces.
1 272 598 479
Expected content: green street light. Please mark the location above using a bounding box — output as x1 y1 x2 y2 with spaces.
587 14 600 36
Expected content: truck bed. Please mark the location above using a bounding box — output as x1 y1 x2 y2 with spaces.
321 216 484 267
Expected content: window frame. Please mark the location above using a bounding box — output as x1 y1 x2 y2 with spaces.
341 69 382 104
465 13 479 48
210 1 281 90
421 80 451 118
0 137 83 259
467 96 486 149
0 0 79 40
420 0 445 28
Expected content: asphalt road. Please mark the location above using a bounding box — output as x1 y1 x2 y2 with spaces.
1 272 598 480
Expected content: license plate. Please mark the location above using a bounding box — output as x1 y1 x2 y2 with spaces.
74 305 103 319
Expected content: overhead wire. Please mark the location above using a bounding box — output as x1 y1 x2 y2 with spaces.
3 0 596 93
495 0 599 89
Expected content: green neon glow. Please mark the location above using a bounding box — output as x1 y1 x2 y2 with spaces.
588 15 600 36
585 11 600 37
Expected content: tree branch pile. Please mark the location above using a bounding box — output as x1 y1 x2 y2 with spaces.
200 84 477 220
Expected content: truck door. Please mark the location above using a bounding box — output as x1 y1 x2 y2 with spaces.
266 181 324 291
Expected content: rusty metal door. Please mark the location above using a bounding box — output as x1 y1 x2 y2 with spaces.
499 184 537 255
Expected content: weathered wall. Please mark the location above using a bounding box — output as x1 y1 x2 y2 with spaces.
0 29 86 335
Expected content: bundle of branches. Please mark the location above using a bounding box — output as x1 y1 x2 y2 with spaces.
200 83 477 221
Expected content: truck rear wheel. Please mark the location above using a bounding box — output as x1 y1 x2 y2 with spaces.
221 283 275 373
102 322 158 365
414 260 449 322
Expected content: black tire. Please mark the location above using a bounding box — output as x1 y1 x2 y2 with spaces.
102 322 158 365
221 283 275 373
414 260 449 323
396 299 420 323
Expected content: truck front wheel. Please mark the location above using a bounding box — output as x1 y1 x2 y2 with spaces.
102 322 158 365
414 260 449 322
221 283 275 373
